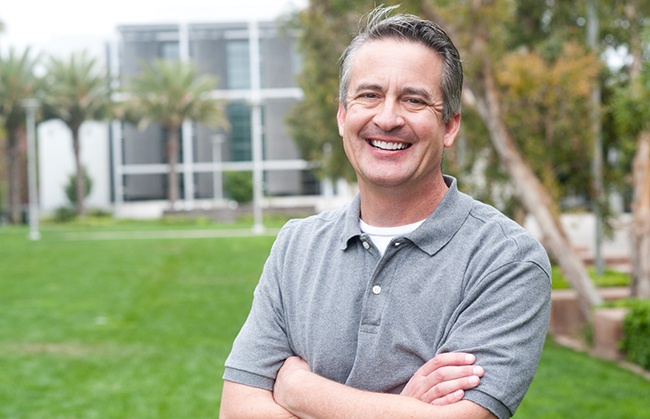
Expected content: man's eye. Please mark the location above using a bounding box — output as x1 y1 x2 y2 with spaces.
406 98 424 105
359 93 379 100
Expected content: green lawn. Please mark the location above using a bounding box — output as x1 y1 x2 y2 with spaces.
1 222 649 418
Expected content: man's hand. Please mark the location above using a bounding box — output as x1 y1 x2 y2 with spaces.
401 352 484 405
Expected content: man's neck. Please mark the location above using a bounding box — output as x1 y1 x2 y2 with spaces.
358 177 449 227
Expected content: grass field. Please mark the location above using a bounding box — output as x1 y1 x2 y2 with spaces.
1 221 649 418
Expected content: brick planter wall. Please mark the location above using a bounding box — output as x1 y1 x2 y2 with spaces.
592 307 629 361
549 287 630 361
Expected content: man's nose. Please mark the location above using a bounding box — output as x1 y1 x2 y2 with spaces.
372 99 405 131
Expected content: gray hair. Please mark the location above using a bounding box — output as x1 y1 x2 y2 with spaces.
339 5 463 123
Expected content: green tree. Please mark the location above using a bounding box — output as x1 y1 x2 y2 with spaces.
0 47 38 224
124 59 229 206
40 51 112 218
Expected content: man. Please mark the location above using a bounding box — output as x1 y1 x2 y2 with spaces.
220 6 551 418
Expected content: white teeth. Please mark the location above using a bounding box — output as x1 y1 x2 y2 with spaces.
371 140 408 150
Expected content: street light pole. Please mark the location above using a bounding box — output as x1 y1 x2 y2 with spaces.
22 98 41 240
212 134 224 205
249 20 264 234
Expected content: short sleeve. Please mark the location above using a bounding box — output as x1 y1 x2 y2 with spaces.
222 227 296 391
438 257 551 418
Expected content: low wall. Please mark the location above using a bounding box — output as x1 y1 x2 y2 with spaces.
549 287 630 361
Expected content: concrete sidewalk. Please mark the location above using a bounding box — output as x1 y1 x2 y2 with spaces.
59 228 281 241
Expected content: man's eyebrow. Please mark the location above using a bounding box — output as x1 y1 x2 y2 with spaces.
401 87 434 101
353 83 384 94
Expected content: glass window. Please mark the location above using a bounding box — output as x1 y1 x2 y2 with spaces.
226 40 250 89
228 102 252 161
159 41 180 60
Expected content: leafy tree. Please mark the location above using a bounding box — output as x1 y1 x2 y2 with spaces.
0 47 38 224
286 1 367 183
40 51 112 218
124 59 229 206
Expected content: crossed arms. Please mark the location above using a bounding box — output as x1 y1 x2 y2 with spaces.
220 353 496 419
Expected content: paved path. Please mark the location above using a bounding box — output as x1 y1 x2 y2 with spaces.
60 228 281 241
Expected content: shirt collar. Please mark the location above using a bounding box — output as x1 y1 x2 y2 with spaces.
407 175 474 256
339 175 474 255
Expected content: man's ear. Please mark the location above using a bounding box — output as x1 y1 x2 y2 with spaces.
337 102 346 137
443 113 461 148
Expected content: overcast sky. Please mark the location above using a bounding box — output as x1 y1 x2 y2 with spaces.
0 0 306 57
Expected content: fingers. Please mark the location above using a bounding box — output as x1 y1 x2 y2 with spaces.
430 389 465 406
422 373 482 405
401 352 484 405
418 352 477 376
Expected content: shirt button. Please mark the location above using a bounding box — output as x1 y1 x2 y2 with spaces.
363 241 371 250
372 285 382 295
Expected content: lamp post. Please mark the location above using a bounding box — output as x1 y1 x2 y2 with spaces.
212 134 225 205
249 20 264 234
22 98 40 240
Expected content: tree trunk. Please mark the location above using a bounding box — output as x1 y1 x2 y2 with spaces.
631 132 650 298
72 128 86 218
7 129 25 224
166 126 180 206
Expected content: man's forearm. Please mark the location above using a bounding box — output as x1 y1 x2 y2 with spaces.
274 363 495 419
220 380 298 419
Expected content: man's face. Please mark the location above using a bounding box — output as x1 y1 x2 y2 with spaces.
337 38 460 192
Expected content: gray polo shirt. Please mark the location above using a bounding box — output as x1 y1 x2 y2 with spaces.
223 176 551 418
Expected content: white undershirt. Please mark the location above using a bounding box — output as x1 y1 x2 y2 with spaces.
359 219 425 255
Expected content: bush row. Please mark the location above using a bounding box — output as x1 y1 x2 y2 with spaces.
621 300 650 370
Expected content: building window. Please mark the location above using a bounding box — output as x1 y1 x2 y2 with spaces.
228 102 252 161
159 41 179 59
226 40 250 89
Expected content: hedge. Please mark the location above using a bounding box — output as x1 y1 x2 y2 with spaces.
620 300 650 370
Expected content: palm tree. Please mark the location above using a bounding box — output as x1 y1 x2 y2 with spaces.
0 47 38 224
124 59 228 206
41 51 112 218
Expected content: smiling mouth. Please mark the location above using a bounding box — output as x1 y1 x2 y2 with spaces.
369 140 411 151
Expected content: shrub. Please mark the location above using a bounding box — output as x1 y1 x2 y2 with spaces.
620 300 650 370
224 171 253 204
53 206 77 222
64 167 93 205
